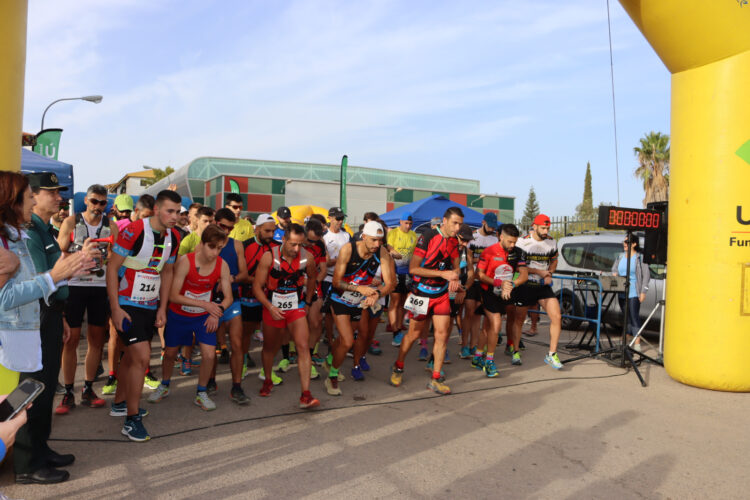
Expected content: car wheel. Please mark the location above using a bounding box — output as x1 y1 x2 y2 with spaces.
559 290 583 330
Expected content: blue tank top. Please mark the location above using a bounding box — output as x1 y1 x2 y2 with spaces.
220 237 240 294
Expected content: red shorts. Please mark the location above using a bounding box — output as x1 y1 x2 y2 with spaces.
262 307 307 329
409 292 451 321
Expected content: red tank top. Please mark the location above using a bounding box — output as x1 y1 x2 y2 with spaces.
169 252 223 317
266 245 307 299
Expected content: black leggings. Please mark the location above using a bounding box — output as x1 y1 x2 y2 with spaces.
618 296 642 336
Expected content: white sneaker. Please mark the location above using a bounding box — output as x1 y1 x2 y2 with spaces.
147 384 170 403
254 329 263 342
194 391 216 411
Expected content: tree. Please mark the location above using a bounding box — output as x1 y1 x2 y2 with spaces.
521 186 540 230
633 131 670 206
575 161 596 220
141 166 174 187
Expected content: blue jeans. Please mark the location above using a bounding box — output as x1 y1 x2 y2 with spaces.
618 296 642 336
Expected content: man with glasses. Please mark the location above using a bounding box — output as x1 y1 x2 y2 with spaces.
385 212 418 347
225 193 254 242
56 184 118 414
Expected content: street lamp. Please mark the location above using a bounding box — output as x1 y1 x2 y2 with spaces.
469 194 486 207
40 95 103 130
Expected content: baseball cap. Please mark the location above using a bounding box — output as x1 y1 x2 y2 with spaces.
400 211 413 222
533 214 551 226
483 212 498 229
362 221 385 238
114 194 134 211
256 213 276 226
457 224 475 241
277 206 292 219
180 205 188 214
26 172 68 191
328 207 346 218
430 217 441 226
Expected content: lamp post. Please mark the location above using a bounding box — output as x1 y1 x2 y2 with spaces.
469 194 486 207
40 95 102 130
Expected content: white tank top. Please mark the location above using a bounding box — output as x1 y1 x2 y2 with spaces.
69 218 107 287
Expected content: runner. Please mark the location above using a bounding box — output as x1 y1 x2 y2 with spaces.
107 190 182 442
273 206 292 243
511 214 563 369
322 207 351 349
326 221 394 393
272 206 295 366
179 206 215 256
56 184 118 414
302 218 328 380
148 224 233 409
475 224 528 377
224 193 255 242
187 203 202 232
252 223 320 409
385 212 417 347
389 207 464 395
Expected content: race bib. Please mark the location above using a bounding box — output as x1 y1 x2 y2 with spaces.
182 290 211 314
340 290 364 306
404 293 429 316
272 291 299 311
130 272 161 303
493 264 514 295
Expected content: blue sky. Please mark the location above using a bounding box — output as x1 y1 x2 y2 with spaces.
22 0 670 216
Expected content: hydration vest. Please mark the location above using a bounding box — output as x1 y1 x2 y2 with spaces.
123 217 173 273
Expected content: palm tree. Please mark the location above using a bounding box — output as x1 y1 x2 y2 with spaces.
633 131 670 206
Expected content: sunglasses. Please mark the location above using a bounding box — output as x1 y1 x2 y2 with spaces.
335 217 345 221
89 199 108 206
218 222 235 232
229 204 243 210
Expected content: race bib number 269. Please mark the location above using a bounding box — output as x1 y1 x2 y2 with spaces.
403 293 429 316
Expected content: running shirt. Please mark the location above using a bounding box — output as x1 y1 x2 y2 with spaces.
477 243 526 294
169 252 223 317
265 245 309 308
69 214 110 287
468 230 498 264
386 228 418 275
323 229 351 282
113 218 181 310
516 234 557 284
219 237 240 299
229 218 254 242
411 228 459 297
240 237 279 307
272 225 285 244
303 238 327 299
330 242 381 307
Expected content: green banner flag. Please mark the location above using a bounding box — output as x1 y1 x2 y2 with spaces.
33 128 63 160
339 155 348 215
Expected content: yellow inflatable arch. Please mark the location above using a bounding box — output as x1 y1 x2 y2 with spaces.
272 205 353 236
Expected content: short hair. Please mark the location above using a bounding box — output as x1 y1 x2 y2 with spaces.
197 206 215 218
285 223 305 238
156 190 181 205
87 184 107 197
137 194 155 210
363 212 379 222
201 224 228 246
443 206 464 219
305 218 325 237
214 207 236 223
309 213 327 226
225 193 242 205
188 202 202 211
501 224 520 238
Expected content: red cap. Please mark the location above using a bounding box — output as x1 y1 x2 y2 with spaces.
533 214 551 226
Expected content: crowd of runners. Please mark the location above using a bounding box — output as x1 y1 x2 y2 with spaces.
47 185 564 444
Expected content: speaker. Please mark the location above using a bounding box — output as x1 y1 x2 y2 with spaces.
644 201 668 264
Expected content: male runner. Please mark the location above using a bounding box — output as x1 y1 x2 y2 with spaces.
107 190 182 442
252 223 320 408
179 206 215 256
148 224 233 409
272 206 296 366
56 184 118 413
327 221 394 393
273 206 292 243
385 212 417 347
302 218 327 379
475 224 528 377
187 203 202 232
511 214 563 369
389 207 463 395
225 193 254 242
322 207 351 346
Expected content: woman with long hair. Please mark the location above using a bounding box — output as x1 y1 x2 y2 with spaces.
0 171 90 394
612 233 651 351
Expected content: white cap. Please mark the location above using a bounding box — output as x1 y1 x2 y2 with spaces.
362 221 385 238
180 206 188 213
255 213 275 226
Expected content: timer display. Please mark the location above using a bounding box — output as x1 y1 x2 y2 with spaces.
598 206 662 230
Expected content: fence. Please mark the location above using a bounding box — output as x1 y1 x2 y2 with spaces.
515 216 599 239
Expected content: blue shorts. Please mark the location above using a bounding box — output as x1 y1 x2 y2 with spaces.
165 310 216 347
220 300 242 323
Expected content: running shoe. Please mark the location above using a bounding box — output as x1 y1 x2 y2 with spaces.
81 388 106 408
519 339 526 351
310 365 320 380
511 351 522 366
346 348 354 358
325 376 342 396
122 416 150 442
359 357 370 371
497 333 503 345
484 360 499 378
544 352 563 370
444 350 452 364
207 379 218 394
258 368 283 385
230 386 250 405
254 329 263 342
218 347 230 364
368 341 382 356
143 373 160 390
299 391 320 409
427 377 451 395
95 363 104 381
55 382 66 395
102 376 117 395
389 366 404 387
181 358 192 376
504 344 513 356
277 359 291 373
392 331 404 347
289 352 298 364
351 366 364 381
424 360 445 378
311 353 326 365
471 356 485 370
55 392 75 415
110 402 149 418
147 384 170 403
459 346 472 359
417 347 428 361
195 391 217 411
259 379 273 397
632 343 643 352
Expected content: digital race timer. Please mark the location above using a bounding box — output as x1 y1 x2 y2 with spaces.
598 206 662 230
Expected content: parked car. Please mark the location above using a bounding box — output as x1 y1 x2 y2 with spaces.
552 233 666 331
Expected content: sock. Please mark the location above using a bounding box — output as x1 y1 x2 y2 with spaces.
84 380 93 391
432 371 441 380
127 413 140 421
282 344 290 359
326 353 333 365
109 370 116 376
395 360 404 370
474 349 484 358
419 339 427 347
65 383 74 393
486 353 495 361
329 366 339 377
549 351 556 357
301 390 311 398
197 385 207 393
232 382 241 390
161 379 170 387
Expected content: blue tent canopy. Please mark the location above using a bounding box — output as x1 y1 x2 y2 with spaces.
20 148 74 199
380 195 486 229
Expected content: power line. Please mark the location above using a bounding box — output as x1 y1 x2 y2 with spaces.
606 0 621 206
